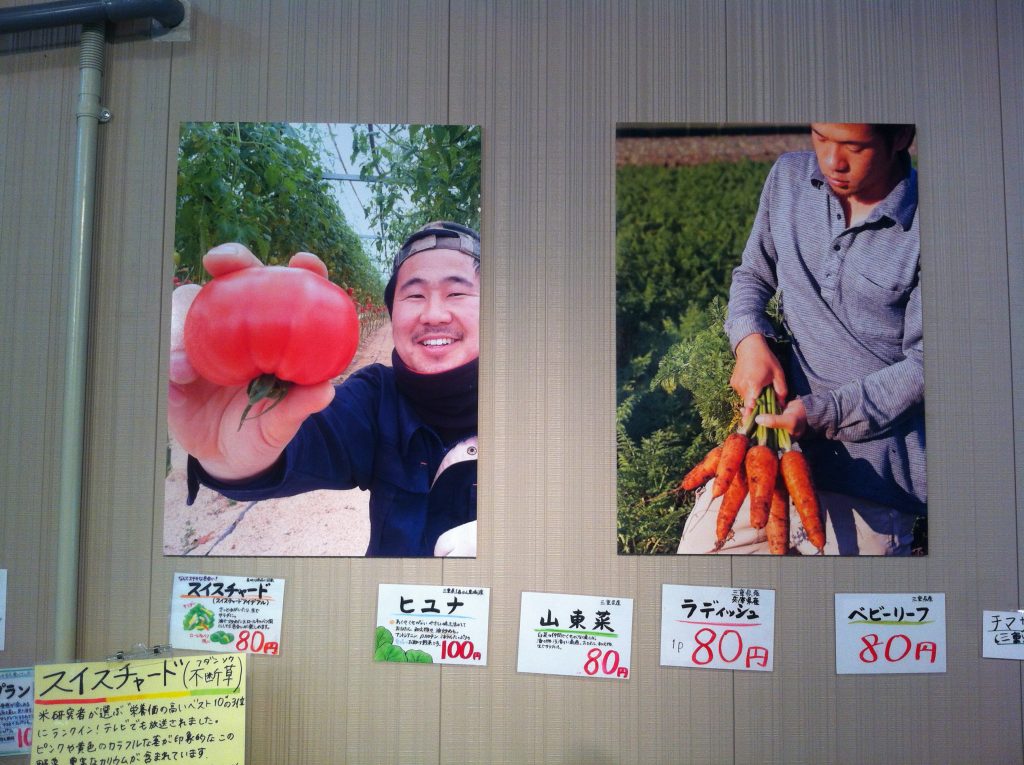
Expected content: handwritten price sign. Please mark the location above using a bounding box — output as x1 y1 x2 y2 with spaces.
516 592 634 679
660 585 775 671
835 593 946 674
375 584 490 666
982 610 1024 660
169 573 285 655
0 667 33 755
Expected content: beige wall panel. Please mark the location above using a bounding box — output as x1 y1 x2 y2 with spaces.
0 22 80 670
625 0 728 122
264 0 451 122
999 0 1024 601
902 2 1020 760
2 0 1022 763
724 2 1022 764
444 2 735 764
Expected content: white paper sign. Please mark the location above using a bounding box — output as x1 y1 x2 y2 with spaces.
517 592 633 679
982 610 1024 660
660 584 775 671
835 593 946 674
0 667 33 754
375 584 490 665
0 569 6 652
169 573 284 655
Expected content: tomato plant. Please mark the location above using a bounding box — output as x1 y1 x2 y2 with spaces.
185 264 359 425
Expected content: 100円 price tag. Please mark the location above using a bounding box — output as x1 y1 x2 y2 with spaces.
375 584 490 665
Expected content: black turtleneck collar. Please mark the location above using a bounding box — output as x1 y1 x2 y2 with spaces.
392 350 478 442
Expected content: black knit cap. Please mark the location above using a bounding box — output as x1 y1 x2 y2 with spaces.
384 221 480 313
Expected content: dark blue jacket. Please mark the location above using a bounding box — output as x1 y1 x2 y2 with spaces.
187 364 477 555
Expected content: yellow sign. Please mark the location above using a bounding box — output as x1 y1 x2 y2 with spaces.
31 653 245 764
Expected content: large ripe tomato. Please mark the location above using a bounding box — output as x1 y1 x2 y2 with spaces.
184 265 360 388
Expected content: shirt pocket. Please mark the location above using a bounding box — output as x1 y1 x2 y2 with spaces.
368 450 431 554
837 266 909 342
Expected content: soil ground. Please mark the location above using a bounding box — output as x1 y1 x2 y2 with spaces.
616 130 812 167
162 320 393 557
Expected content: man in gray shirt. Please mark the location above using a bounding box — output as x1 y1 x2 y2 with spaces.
681 123 923 555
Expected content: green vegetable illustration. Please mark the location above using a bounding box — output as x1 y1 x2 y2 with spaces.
183 603 216 631
374 626 433 664
209 630 234 644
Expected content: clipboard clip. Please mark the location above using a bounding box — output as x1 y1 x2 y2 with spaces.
105 642 174 662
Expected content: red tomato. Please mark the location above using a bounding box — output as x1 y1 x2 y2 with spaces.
184 265 360 387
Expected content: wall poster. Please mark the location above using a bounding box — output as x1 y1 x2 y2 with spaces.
616 123 925 557
164 122 482 558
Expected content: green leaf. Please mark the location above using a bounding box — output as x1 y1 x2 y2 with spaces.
174 121 382 299
616 157 777 554
375 644 408 663
375 626 394 650
349 123 481 266
405 649 433 663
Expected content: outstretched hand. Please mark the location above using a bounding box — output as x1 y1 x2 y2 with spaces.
167 243 336 481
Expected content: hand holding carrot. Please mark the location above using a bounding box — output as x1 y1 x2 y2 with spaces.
755 397 808 438
730 333 789 421
675 384 825 555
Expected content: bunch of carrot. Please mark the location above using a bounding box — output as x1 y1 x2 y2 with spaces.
679 388 825 554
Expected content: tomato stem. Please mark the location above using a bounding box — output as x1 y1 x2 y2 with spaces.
238 373 291 430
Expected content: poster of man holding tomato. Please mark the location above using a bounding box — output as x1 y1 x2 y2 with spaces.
165 123 481 557
616 123 925 556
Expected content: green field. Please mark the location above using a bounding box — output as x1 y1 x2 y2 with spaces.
615 158 774 554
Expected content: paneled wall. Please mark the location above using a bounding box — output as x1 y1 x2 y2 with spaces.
2 1 1022 762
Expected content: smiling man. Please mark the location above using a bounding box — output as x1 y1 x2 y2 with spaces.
169 221 481 557
679 123 924 556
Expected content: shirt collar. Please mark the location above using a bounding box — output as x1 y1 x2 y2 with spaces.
810 162 917 231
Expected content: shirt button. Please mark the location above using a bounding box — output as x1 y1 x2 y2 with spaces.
836 213 842 220
833 244 841 251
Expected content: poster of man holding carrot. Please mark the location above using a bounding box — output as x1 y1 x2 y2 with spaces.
616 123 925 556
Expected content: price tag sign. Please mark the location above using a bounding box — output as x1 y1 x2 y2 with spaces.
516 592 633 679
660 584 775 671
982 610 1024 660
169 573 284 655
835 593 946 674
375 584 490 665
32 654 244 765
0 667 33 755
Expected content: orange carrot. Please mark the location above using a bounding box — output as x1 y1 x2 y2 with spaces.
680 445 723 491
715 463 748 548
766 475 789 555
780 450 825 551
744 444 778 529
712 432 749 498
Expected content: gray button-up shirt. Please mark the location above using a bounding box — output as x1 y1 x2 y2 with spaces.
725 151 926 514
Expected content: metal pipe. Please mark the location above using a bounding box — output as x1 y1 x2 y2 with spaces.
0 0 184 33
54 20 105 663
